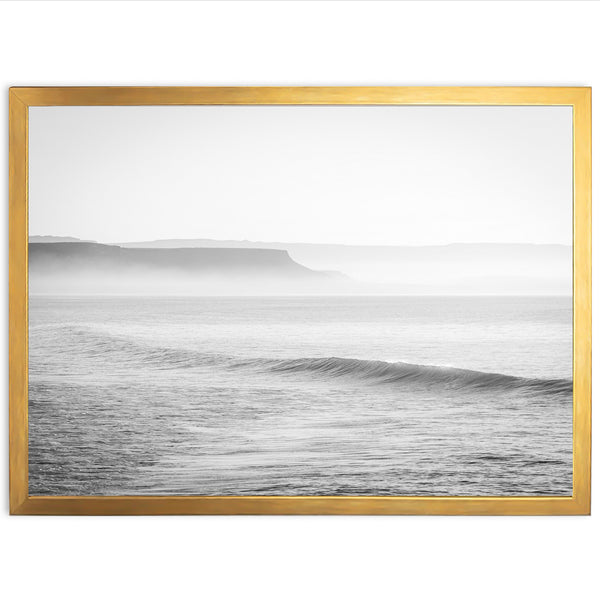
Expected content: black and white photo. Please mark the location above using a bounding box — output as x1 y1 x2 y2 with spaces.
28 104 573 497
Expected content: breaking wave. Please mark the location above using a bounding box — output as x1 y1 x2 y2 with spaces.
238 356 573 395
34 324 573 396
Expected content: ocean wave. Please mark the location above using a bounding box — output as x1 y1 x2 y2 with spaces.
34 324 572 396
236 356 572 395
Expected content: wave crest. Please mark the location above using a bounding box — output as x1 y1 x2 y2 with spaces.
36 325 572 396
241 356 572 395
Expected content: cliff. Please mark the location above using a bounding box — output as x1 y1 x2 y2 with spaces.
29 242 342 294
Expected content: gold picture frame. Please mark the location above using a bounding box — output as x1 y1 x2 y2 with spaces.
9 86 591 515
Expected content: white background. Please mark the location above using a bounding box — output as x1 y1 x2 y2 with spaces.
0 2 597 599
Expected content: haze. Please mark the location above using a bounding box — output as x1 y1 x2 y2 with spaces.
29 105 573 246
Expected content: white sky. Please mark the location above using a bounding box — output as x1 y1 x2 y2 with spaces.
29 105 573 246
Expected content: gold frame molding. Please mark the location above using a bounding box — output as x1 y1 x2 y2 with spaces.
9 86 591 515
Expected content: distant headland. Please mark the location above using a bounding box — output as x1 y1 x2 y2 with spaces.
29 236 572 295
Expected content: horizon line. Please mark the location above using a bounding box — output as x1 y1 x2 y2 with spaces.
28 235 573 248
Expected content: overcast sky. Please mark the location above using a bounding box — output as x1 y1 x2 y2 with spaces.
29 105 572 246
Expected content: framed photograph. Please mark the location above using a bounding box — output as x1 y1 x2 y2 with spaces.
9 87 591 515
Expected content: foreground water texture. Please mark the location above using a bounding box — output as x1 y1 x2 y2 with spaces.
29 296 573 496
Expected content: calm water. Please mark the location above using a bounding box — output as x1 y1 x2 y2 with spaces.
28 295 573 496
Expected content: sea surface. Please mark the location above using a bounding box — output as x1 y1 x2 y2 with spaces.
28 295 573 496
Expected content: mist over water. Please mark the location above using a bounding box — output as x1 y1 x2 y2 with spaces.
28 240 572 296
29 295 573 496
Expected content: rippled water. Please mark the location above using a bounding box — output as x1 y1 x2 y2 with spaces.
29 295 573 496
